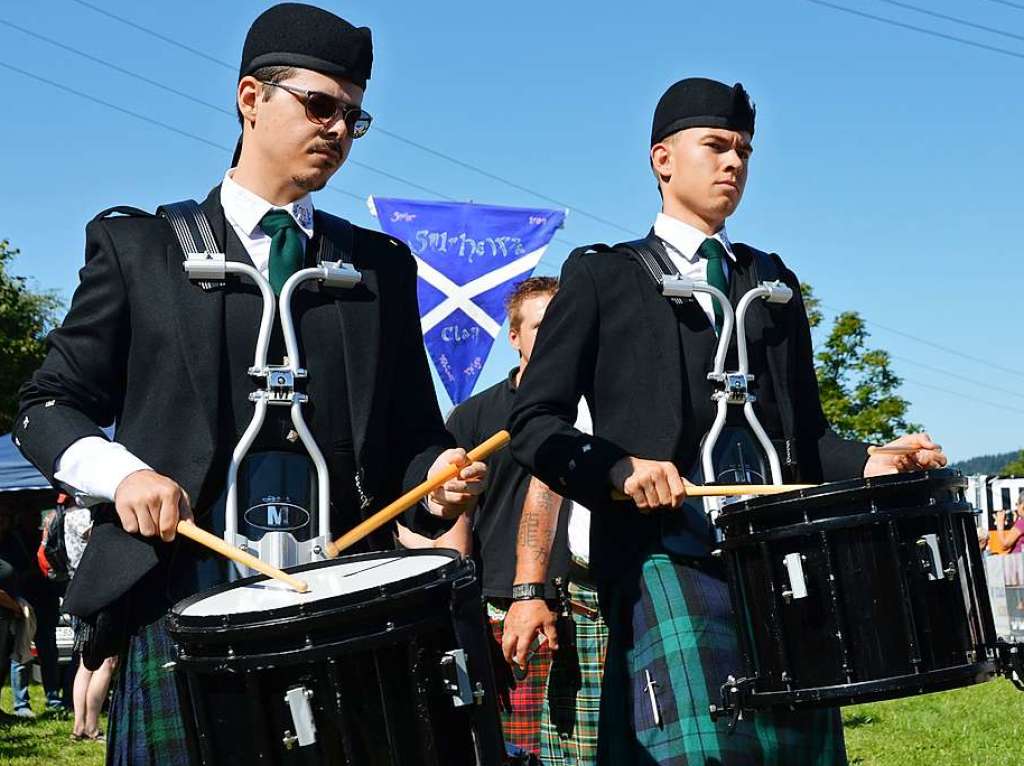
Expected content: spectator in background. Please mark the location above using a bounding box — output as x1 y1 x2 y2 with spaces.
989 496 1024 555
0 509 64 716
0 514 24 721
65 505 115 743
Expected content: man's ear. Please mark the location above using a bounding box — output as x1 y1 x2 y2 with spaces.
238 77 261 124
651 142 673 183
508 326 521 353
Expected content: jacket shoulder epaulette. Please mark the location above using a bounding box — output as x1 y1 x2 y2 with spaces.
90 205 154 222
569 242 618 259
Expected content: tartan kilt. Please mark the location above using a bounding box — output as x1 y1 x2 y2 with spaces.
106 616 191 766
598 553 847 766
488 600 555 757
541 580 608 766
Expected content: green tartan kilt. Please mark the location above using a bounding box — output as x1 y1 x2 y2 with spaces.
106 616 191 766
541 580 608 766
598 553 847 766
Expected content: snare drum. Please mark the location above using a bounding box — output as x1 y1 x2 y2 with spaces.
167 549 505 765
711 469 1001 718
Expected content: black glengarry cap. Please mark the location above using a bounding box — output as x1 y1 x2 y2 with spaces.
651 78 755 146
239 3 373 89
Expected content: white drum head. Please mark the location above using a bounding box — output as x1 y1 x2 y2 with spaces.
179 553 454 617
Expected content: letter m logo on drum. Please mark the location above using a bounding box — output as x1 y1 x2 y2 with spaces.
267 505 287 526
370 197 566 406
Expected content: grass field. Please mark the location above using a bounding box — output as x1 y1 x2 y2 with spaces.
2 678 1022 764
1 683 106 766
841 679 1024 766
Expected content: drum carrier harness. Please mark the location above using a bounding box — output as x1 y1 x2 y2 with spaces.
606 234 795 519
161 199 362 570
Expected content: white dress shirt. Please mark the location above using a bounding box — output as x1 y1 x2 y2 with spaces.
53 171 316 506
653 212 736 330
566 398 594 564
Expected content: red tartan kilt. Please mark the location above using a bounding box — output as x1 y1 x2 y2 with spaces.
488 608 554 757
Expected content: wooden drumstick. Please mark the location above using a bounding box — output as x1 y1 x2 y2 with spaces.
176 519 310 593
326 430 511 558
612 483 815 501
867 445 929 456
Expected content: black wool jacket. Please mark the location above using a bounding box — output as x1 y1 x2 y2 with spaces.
14 186 453 623
508 236 869 581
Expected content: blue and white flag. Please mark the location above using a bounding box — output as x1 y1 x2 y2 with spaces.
371 198 565 405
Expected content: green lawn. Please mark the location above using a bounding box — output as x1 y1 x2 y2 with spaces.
1 678 1022 764
842 679 1024 766
1 683 106 766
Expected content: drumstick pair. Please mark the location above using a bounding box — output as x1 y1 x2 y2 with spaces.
173 431 512 593
181 429 878 593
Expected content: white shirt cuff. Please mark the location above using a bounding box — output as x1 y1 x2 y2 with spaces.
54 436 152 506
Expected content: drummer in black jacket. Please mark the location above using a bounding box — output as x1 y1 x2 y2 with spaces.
509 77 947 765
12 5 486 762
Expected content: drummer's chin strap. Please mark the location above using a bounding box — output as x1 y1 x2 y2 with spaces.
160 199 363 570
616 234 794 525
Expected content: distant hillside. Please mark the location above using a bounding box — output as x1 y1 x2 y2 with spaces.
952 450 1021 475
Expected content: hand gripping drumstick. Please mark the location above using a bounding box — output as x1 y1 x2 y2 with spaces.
176 519 310 593
612 483 816 501
326 430 511 558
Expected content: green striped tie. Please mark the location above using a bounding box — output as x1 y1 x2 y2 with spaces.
698 237 730 332
260 210 305 295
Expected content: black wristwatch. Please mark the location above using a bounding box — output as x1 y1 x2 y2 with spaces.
511 583 546 601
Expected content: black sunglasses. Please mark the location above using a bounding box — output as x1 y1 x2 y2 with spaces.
259 80 373 138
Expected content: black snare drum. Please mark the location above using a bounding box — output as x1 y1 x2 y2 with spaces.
167 549 504 765
711 469 1002 718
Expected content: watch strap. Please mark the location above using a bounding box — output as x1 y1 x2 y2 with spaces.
511 582 546 601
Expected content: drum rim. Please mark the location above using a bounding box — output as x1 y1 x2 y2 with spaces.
716 497 974 546
718 468 965 518
732 659 997 709
168 548 467 629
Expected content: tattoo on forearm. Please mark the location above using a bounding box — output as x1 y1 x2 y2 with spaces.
518 511 549 565
516 480 561 569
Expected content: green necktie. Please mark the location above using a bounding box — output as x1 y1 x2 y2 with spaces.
698 237 730 332
260 209 305 295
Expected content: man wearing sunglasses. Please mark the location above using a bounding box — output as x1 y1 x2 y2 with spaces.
14 4 485 762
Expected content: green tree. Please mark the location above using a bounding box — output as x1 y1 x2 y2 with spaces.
801 284 920 444
1000 450 1024 475
0 240 62 433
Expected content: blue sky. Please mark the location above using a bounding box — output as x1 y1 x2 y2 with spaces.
2 0 1022 462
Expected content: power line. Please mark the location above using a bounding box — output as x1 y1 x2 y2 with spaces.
64 0 638 236
890 354 1024 401
979 0 1024 12
0 18 459 202
0 60 228 153
6 47 1017 417
32 0 1015 367
901 376 1024 417
370 128 635 235
0 59 576 272
67 0 230 69
0 59 366 206
876 0 1024 43
806 0 1024 61
820 303 1024 378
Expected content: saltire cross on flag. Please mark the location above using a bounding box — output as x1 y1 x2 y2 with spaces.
371 197 566 405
